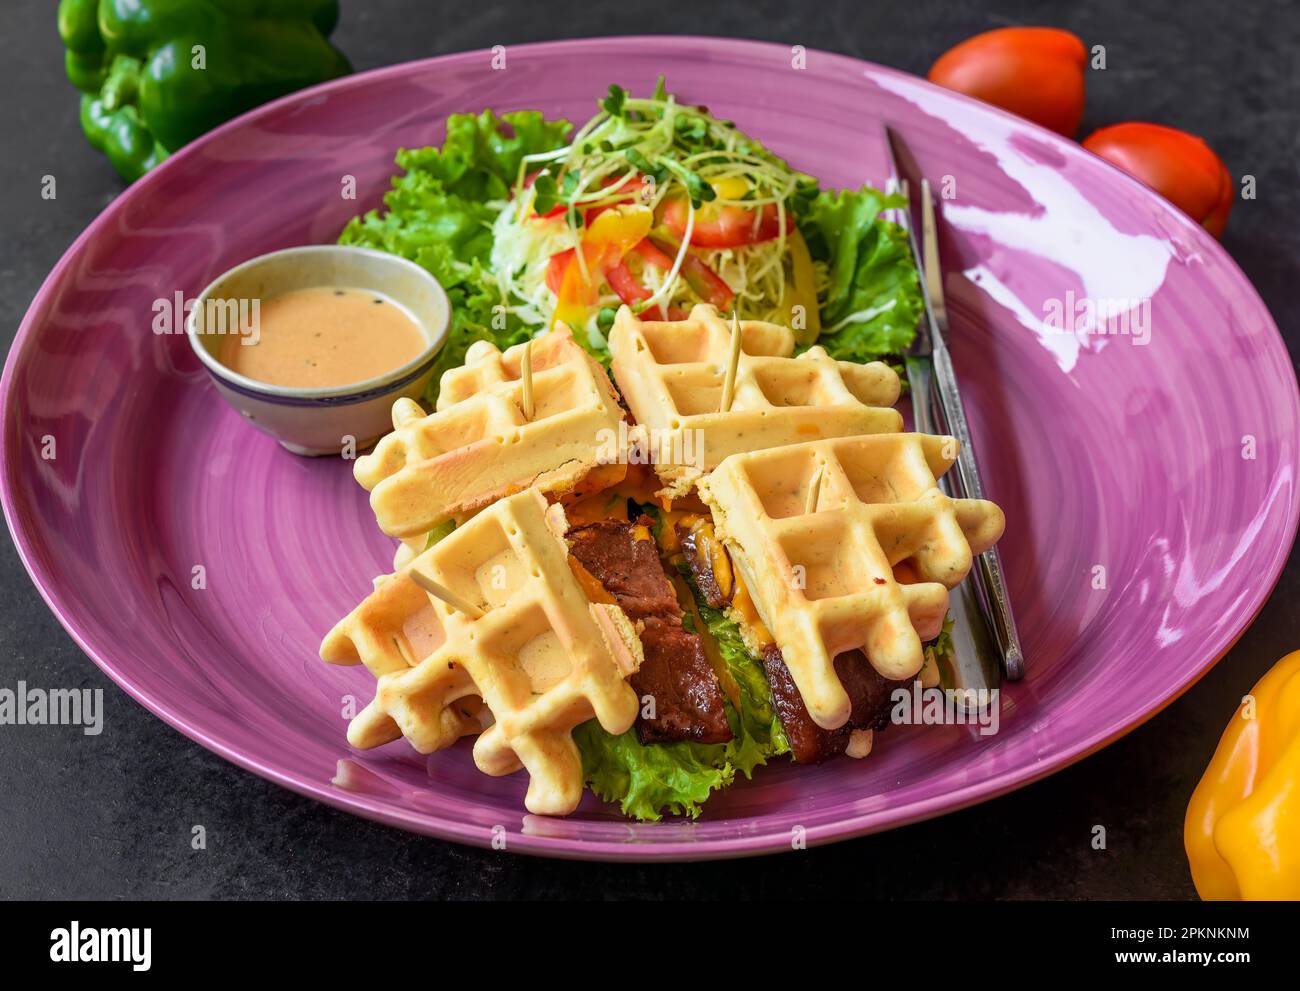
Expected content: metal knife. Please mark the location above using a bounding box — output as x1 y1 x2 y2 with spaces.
884 126 1026 683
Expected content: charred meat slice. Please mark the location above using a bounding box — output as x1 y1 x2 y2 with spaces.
762 646 904 764
633 617 732 744
838 649 905 731
568 519 679 619
568 519 732 745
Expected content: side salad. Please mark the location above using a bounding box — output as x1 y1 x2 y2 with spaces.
341 78 924 398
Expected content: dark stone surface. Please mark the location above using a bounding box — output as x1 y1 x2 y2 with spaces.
1 0 1297 900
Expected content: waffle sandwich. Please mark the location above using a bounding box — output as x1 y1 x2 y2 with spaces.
699 434 1005 729
322 488 643 815
355 327 627 540
609 304 903 494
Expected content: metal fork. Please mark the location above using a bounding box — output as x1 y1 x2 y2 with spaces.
885 127 1025 683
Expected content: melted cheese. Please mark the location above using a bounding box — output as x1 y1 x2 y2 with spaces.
669 512 735 602
692 517 733 601
730 571 774 647
565 555 618 605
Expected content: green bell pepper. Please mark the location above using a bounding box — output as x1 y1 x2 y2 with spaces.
57 0 352 182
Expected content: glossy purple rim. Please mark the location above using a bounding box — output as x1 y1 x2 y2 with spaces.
4 36 1297 861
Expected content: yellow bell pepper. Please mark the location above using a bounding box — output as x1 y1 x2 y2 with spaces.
552 204 653 330
784 227 821 345
1185 650 1300 900
709 176 750 201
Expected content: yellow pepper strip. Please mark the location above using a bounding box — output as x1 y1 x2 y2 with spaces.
785 227 821 345
1185 650 1300 900
551 204 653 330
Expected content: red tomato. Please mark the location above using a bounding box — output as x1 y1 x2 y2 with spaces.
1082 123 1233 238
661 196 791 248
928 27 1087 137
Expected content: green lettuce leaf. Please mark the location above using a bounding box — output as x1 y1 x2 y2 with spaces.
400 110 574 203
929 614 956 663
799 185 923 363
338 110 572 402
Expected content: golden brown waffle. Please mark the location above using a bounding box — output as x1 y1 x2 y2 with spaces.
354 327 627 539
320 561 481 752
700 434 1005 730
321 488 643 816
609 304 902 492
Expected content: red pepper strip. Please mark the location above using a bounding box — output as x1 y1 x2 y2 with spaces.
605 262 665 321
631 237 675 271
644 236 735 310
545 247 576 295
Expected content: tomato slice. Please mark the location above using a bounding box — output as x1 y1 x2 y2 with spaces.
661 195 791 248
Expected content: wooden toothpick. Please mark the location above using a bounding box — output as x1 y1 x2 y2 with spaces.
521 338 535 421
409 568 484 620
720 310 742 413
805 464 823 515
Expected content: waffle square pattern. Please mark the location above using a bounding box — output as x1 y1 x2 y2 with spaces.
320 488 644 816
354 327 627 539
701 433 1005 730
610 304 902 489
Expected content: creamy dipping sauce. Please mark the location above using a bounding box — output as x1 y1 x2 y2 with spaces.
219 286 427 389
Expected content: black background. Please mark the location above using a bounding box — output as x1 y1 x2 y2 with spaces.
2 0 1297 899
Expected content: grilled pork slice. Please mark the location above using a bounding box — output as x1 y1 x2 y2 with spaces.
568 518 733 745
762 646 905 763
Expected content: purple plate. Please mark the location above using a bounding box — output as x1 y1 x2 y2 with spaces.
4 37 1297 861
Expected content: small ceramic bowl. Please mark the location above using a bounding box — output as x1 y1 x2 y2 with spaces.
186 245 449 456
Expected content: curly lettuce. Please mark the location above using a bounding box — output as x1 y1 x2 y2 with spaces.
339 110 572 402
798 185 923 362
